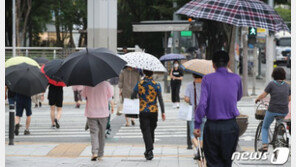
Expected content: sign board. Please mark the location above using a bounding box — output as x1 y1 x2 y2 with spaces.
181 31 192 37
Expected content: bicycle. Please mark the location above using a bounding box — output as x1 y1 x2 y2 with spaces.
254 101 291 152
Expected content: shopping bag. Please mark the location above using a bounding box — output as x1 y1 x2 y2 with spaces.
122 98 139 115
178 103 193 121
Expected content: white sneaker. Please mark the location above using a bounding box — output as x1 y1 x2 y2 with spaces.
173 103 177 108
176 103 180 108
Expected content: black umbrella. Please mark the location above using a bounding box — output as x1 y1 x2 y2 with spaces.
5 63 48 97
56 48 127 86
41 59 66 87
34 57 49 65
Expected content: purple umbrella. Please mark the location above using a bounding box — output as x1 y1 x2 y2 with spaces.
159 54 186 62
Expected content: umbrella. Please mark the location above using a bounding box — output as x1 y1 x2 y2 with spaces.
56 48 127 87
5 56 40 68
181 59 215 76
121 52 167 72
5 63 48 97
41 59 66 87
34 57 49 65
176 0 289 32
159 54 186 62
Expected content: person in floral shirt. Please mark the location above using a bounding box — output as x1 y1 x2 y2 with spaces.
131 70 165 160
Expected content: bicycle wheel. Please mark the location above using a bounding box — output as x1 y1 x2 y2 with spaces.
272 124 289 149
254 121 263 151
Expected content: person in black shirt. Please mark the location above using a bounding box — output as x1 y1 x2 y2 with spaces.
170 60 183 108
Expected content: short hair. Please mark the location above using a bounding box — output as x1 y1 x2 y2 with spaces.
193 73 203 79
272 67 286 80
212 50 229 68
173 60 179 64
123 47 127 50
143 70 153 77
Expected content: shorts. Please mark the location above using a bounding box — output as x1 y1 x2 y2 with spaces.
189 118 206 141
48 85 63 107
16 98 32 117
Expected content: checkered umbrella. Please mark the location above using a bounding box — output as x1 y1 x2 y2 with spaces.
176 0 289 32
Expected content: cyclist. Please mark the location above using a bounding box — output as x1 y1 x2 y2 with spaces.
255 67 291 152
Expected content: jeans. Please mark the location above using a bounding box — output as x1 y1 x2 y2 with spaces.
261 110 287 144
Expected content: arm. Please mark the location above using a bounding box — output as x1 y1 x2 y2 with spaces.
289 95 291 102
170 69 174 80
255 92 268 103
184 96 190 104
131 83 139 99
237 78 243 101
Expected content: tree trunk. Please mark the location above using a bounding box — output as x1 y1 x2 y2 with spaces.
242 27 249 96
228 26 237 72
15 0 21 47
21 0 32 47
68 26 75 48
54 2 63 47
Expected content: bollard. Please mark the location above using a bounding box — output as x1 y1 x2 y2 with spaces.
8 105 15 145
186 121 192 149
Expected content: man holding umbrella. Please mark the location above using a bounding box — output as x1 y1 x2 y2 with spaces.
194 51 242 167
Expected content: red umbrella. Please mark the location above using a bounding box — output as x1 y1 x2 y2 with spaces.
41 62 66 87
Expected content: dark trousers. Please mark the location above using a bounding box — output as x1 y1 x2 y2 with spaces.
203 119 239 167
171 80 181 102
139 112 158 152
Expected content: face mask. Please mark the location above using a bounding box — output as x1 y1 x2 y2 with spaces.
174 64 179 68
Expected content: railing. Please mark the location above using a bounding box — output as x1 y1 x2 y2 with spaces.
5 47 137 60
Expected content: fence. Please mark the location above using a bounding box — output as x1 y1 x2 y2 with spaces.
5 47 137 61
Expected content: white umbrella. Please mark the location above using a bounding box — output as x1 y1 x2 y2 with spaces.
121 52 167 72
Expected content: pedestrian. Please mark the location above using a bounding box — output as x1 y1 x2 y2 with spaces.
109 77 121 115
48 84 63 129
14 93 32 135
170 60 183 109
81 81 113 161
255 67 291 152
5 86 16 110
106 99 115 137
31 93 44 108
184 73 206 160
131 70 165 160
118 66 141 126
194 51 242 167
72 85 83 108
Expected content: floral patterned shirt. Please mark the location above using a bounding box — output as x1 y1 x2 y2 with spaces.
133 76 162 113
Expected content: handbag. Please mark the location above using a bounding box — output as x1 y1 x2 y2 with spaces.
122 98 139 115
178 103 193 121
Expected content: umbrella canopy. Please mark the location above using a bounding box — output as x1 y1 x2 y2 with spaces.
159 54 186 62
5 56 40 68
176 0 289 32
121 52 167 72
181 59 215 76
56 48 127 87
41 59 66 87
5 63 48 97
34 57 49 65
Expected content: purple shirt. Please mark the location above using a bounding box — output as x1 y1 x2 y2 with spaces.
194 68 242 129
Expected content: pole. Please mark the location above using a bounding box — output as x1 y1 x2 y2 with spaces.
164 32 170 93
12 0 16 57
172 2 180 54
242 27 249 96
252 47 258 96
8 105 15 145
265 0 275 85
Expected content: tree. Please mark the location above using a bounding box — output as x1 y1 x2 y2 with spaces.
15 0 32 47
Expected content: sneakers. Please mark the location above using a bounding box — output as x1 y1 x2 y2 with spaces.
144 150 154 160
176 103 180 109
24 129 30 135
75 104 80 108
91 154 98 161
39 102 42 107
52 125 56 129
14 124 20 136
35 104 38 108
55 119 60 129
131 120 135 126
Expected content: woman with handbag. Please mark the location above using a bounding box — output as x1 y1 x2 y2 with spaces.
255 67 291 152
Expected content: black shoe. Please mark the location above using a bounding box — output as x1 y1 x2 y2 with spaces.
24 129 30 135
85 123 89 131
55 119 60 129
194 148 204 161
145 150 153 160
131 120 135 126
39 102 42 107
51 125 56 129
35 104 38 108
14 124 20 136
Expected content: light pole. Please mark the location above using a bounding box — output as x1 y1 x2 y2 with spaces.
12 0 16 57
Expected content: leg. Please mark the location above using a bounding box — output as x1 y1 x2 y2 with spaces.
261 111 276 145
220 120 239 167
187 121 193 149
150 113 158 145
140 114 153 152
171 81 176 103
125 115 130 126
98 117 108 157
50 106 56 125
56 107 62 120
175 82 181 103
88 118 99 155
203 121 224 167
25 116 31 130
15 116 21 125
25 102 32 130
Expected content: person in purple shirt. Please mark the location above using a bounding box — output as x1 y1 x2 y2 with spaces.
194 51 243 167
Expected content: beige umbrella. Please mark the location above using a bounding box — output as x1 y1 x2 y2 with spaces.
181 59 231 76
